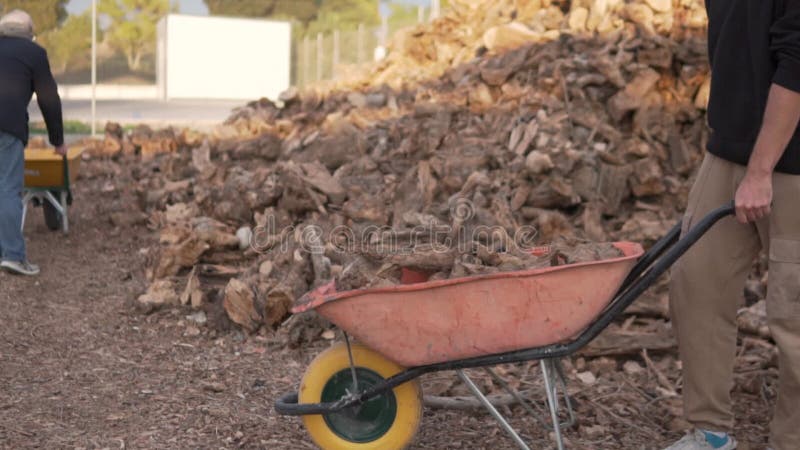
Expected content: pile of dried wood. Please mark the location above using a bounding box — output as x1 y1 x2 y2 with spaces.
80 123 205 161
84 1 769 350
126 28 705 336
326 0 708 91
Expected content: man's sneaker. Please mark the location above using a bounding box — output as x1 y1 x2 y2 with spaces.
664 430 737 450
0 260 40 276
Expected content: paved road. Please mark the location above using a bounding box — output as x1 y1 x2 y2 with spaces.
28 99 246 129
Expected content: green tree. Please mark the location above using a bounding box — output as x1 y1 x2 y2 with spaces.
204 0 320 24
99 0 171 71
204 0 380 35
0 0 67 34
386 2 419 32
305 0 379 35
39 13 92 73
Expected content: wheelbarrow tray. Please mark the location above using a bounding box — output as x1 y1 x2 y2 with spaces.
24 147 82 188
293 241 644 367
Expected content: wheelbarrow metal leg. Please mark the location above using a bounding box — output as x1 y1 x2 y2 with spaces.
456 369 531 450
59 190 68 233
40 190 68 234
20 191 33 232
554 359 576 428
482 367 549 428
343 332 359 393
541 359 565 450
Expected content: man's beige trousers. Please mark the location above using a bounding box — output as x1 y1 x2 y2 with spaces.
670 153 800 450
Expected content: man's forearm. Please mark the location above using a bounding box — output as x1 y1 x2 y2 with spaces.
747 83 800 176
33 54 64 147
734 83 800 223
36 88 64 147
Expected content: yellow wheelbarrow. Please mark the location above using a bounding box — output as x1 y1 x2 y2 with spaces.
22 147 82 233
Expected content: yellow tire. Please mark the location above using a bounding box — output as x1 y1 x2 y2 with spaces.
299 342 423 450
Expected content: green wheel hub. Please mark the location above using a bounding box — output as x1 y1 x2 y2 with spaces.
321 367 397 443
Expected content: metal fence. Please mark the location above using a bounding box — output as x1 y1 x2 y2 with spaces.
294 25 379 87
292 7 439 87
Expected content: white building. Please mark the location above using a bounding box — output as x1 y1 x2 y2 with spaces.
156 14 291 100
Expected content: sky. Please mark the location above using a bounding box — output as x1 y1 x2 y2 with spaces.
65 0 433 16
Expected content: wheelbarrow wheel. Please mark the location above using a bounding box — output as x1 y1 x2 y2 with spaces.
43 200 62 231
299 342 422 450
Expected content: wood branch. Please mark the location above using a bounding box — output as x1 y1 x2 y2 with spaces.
423 391 538 410
223 278 262 333
265 250 310 327
362 244 459 273
196 264 241 279
624 292 669 319
298 162 347 204
642 349 677 396
737 300 771 339
180 266 204 307
301 225 332 288
152 237 210 280
580 325 676 357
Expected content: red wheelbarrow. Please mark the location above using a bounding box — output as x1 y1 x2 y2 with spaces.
275 204 735 450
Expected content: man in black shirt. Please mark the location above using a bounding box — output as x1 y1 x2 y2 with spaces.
0 10 65 276
667 1 800 450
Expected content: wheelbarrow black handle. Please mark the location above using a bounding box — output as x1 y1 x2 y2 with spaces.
62 154 71 192
621 200 735 288
534 200 737 359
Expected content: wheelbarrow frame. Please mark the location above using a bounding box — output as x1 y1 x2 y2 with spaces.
22 154 72 234
275 203 735 447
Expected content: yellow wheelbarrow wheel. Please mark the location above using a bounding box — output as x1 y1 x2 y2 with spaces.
299 342 422 450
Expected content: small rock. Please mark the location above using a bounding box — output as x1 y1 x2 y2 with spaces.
236 227 252 250
201 381 225 393
259 260 274 276
365 92 387 108
623 360 644 375
321 329 335 340
347 92 367 108
186 311 207 325
576 371 597 385
526 150 554 174
184 325 201 336
588 356 618 375
109 211 147 227
580 424 607 439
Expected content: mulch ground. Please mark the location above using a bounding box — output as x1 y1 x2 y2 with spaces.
0 162 775 449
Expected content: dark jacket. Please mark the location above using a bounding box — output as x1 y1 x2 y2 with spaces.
705 0 800 174
0 35 63 146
